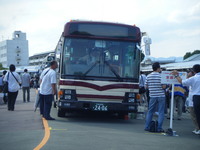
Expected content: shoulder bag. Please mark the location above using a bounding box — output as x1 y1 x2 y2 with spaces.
3 73 9 93
11 72 21 86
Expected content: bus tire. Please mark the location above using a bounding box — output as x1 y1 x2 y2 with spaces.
58 108 65 117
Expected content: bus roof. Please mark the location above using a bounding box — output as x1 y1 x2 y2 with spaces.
68 20 138 28
63 21 141 42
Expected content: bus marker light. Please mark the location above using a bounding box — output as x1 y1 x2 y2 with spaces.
58 90 63 96
136 94 140 100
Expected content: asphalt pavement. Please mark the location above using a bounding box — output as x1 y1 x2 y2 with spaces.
0 89 43 150
0 89 199 150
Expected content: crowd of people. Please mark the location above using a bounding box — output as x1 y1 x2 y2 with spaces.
1 61 200 135
140 62 200 135
0 61 58 121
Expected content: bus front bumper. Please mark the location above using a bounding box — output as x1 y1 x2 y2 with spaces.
57 100 138 113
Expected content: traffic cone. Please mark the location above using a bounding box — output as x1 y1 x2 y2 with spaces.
124 115 129 120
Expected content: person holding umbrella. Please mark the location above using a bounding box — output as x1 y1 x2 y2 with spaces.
39 61 58 120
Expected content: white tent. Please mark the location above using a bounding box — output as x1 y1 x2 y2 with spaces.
141 60 200 71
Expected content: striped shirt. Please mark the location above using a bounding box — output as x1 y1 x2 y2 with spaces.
145 72 165 97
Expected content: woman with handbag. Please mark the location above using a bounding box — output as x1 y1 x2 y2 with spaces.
3 64 21 111
139 71 147 104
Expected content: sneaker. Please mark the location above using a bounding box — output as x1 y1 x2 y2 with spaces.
192 129 198 134
192 129 197 134
45 117 55 120
157 129 165 133
194 130 200 135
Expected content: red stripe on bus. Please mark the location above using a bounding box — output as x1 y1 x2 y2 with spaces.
59 80 138 91
77 94 123 100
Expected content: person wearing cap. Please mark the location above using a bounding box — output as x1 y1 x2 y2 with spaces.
21 69 31 102
172 64 200 134
144 62 166 132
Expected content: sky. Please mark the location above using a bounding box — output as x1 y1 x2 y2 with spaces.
0 0 200 58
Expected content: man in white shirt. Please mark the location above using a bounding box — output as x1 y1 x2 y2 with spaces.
39 61 58 120
3 64 21 111
173 64 200 133
21 69 31 102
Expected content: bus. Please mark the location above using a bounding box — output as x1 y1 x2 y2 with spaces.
55 20 142 118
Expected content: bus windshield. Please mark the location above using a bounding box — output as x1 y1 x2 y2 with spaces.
62 38 140 82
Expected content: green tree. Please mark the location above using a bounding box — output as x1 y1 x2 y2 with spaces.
0 63 7 70
192 50 200 55
183 50 200 60
183 52 191 60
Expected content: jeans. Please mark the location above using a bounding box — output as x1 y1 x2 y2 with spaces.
145 97 166 131
193 95 200 129
8 91 18 111
174 96 183 118
39 94 53 119
22 87 30 102
188 107 199 130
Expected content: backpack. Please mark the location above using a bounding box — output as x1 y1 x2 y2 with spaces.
149 120 158 132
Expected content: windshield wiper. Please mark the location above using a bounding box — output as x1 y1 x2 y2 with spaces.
82 61 100 77
104 61 122 81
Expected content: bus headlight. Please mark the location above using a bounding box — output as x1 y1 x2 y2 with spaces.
59 89 77 101
128 93 135 98
128 98 135 103
65 90 72 94
65 95 72 100
124 92 136 103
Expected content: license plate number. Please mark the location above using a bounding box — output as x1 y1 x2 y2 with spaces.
93 104 108 111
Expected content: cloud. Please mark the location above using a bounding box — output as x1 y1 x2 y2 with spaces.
167 2 200 23
151 34 200 57
0 0 199 58
163 28 200 37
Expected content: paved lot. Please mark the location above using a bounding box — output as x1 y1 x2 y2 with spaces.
46 108 200 150
0 89 199 150
0 89 43 150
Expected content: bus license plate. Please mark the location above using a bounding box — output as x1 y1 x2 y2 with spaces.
93 104 108 111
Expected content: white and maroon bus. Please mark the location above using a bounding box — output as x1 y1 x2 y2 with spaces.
56 20 142 117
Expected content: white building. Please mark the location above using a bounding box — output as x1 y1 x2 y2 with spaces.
0 31 29 68
29 50 54 66
141 55 200 71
